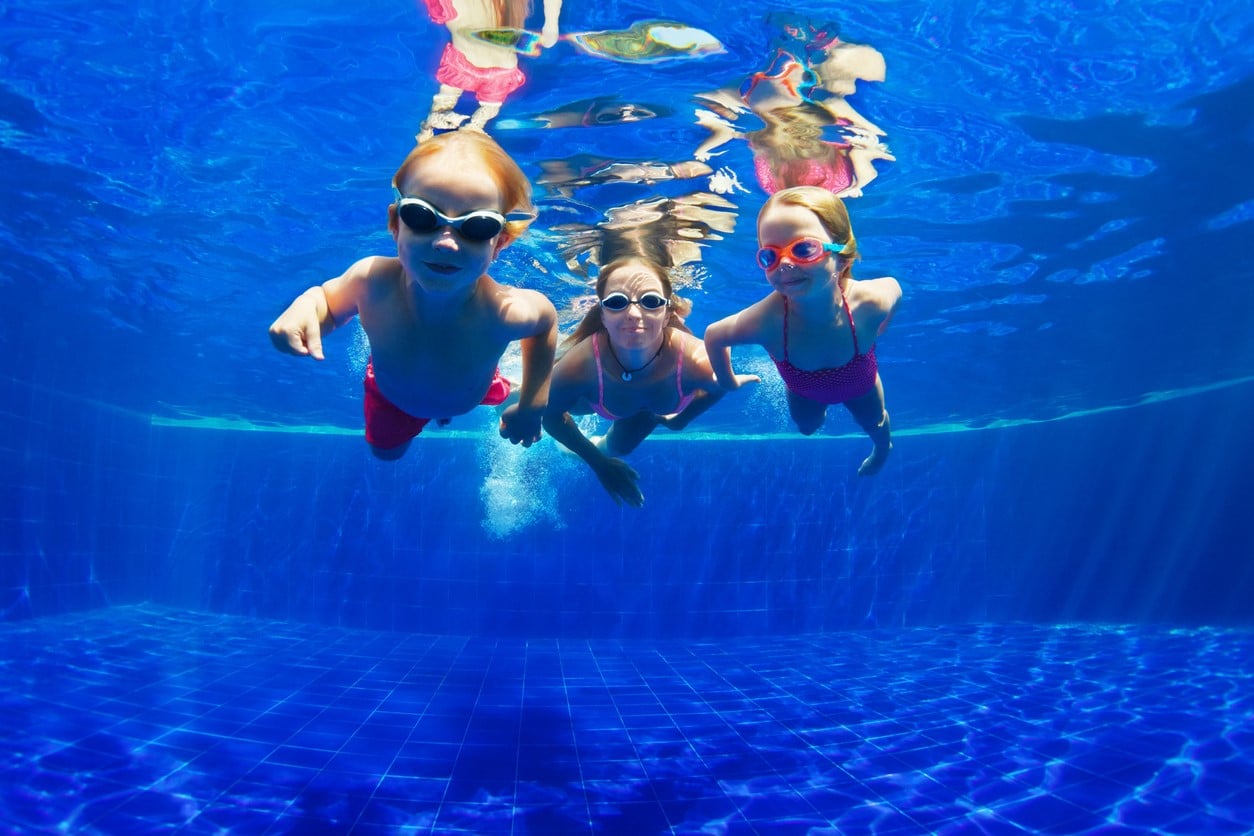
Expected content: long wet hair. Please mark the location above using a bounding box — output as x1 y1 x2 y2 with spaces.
497 0 533 29
388 131 535 243
563 258 693 349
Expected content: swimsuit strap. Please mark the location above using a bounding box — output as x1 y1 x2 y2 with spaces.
841 289 860 356
674 336 686 403
782 297 792 364
592 334 608 413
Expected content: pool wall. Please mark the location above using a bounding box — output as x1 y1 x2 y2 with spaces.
3 375 1252 637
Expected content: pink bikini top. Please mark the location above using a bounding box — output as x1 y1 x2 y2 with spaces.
591 333 696 421
771 293 877 405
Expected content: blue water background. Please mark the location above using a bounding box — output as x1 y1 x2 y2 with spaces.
3 0 1252 631
3 0 1254 831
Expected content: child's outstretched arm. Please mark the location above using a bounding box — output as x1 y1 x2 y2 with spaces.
657 344 759 431
268 259 368 360
873 276 903 335
703 307 762 390
542 372 644 507
269 287 335 360
498 289 558 447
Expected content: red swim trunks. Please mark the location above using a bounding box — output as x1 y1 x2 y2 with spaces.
435 44 526 103
363 359 512 449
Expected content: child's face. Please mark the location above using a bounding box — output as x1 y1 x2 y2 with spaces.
757 203 838 298
393 149 509 293
600 264 669 352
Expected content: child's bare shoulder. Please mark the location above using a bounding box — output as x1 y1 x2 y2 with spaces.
674 328 706 356
853 276 902 310
741 292 783 330
677 330 718 378
346 256 403 300
554 337 595 377
486 280 557 327
358 255 402 280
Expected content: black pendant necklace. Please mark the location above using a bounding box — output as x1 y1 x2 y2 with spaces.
605 331 666 381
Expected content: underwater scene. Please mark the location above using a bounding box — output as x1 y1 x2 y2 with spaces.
2 0 1254 832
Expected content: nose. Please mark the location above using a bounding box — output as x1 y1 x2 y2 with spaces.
431 227 458 249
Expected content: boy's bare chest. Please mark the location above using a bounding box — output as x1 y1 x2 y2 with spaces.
361 301 508 369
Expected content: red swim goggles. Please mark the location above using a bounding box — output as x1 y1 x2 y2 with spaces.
756 237 844 270
739 50 818 101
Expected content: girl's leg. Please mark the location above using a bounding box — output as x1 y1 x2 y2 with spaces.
786 389 828 435
466 101 503 132
417 85 467 142
844 375 891 475
603 412 660 456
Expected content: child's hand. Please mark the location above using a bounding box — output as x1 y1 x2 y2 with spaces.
499 403 543 447
269 307 325 360
593 457 644 507
718 373 760 391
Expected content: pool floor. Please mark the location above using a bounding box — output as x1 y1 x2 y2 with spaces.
2 606 1251 833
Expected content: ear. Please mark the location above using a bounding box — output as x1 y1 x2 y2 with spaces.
492 232 515 257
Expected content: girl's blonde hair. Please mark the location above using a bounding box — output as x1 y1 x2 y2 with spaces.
762 185 860 262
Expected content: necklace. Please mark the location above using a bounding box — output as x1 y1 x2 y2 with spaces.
604 331 666 381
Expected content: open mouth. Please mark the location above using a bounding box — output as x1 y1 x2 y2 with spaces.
424 262 459 275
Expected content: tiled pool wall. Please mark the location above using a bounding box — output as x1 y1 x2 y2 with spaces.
3 373 1253 637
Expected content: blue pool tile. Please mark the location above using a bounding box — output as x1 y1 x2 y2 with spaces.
995 792 1104 832
1166 811 1253 834
265 744 338 770
387 754 457 779
587 800 673 832
4 607 1254 834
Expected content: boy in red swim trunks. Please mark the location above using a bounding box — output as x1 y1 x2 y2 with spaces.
268 131 558 460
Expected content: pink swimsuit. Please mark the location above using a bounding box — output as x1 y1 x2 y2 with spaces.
423 0 456 24
435 44 526 103
424 0 526 103
771 294 877 405
591 333 696 421
753 144 855 195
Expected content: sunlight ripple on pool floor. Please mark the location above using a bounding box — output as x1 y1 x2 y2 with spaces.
2 607 1252 833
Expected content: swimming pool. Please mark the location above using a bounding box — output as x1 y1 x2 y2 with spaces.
3 0 1253 832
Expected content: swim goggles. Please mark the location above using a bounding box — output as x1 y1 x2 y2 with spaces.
600 291 669 312
739 50 818 101
394 193 533 242
756 237 844 270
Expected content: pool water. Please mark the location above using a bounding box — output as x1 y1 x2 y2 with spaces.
3 0 1253 832
5 608 1253 833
